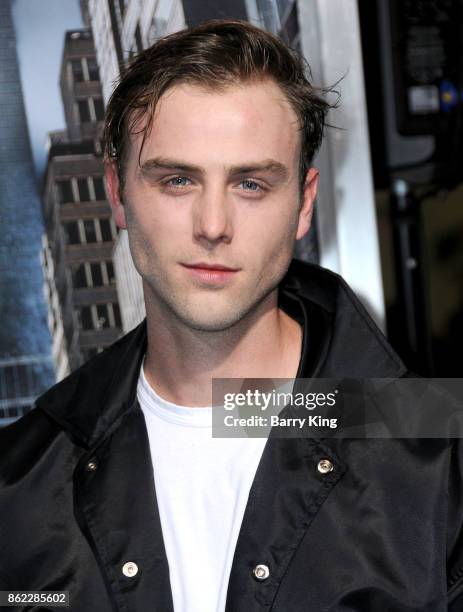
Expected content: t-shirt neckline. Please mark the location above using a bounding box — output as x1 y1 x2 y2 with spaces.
137 355 213 427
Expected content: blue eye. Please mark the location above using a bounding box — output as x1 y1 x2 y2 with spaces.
240 180 261 192
166 176 191 189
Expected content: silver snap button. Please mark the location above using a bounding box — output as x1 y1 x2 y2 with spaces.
122 561 138 578
85 460 98 472
253 564 270 580
317 458 334 474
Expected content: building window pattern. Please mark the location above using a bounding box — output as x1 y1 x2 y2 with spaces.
56 179 74 204
78 178 90 202
87 57 100 81
72 262 87 288
63 218 118 245
70 58 84 83
75 97 105 123
93 176 106 200
68 57 100 84
84 219 97 243
71 261 116 288
75 302 122 331
55 176 107 205
0 356 54 422
63 221 80 245
77 305 94 330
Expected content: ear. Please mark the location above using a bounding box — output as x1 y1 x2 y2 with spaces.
104 161 127 230
296 167 319 240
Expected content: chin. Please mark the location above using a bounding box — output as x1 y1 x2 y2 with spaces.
178 311 244 333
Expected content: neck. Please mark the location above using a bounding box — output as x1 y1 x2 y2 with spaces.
143 286 302 407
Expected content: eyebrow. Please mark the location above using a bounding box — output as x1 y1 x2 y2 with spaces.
139 156 290 182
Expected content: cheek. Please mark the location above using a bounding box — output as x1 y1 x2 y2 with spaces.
246 206 298 251
126 194 188 239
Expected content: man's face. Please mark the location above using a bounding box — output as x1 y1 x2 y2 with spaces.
106 79 318 332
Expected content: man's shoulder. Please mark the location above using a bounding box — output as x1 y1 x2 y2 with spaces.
36 318 147 409
281 258 347 306
282 259 407 378
282 258 387 334
0 318 148 461
0 408 58 477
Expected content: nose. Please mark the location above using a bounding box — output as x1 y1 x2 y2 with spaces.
192 186 233 247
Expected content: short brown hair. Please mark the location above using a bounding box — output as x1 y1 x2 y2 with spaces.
103 19 337 196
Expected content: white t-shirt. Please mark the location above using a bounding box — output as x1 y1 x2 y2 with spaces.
136 357 269 612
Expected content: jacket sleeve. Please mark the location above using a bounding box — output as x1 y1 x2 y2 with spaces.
447 438 463 609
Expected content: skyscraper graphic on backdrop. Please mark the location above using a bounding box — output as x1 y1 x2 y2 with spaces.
42 29 123 372
0 0 55 426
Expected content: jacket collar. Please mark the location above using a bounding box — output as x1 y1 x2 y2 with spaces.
36 258 406 449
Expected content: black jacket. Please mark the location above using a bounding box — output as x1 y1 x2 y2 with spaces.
1 259 463 611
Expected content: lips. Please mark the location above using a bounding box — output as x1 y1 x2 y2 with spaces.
181 262 239 271
180 262 240 285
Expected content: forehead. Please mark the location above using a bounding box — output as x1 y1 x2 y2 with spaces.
127 79 301 168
